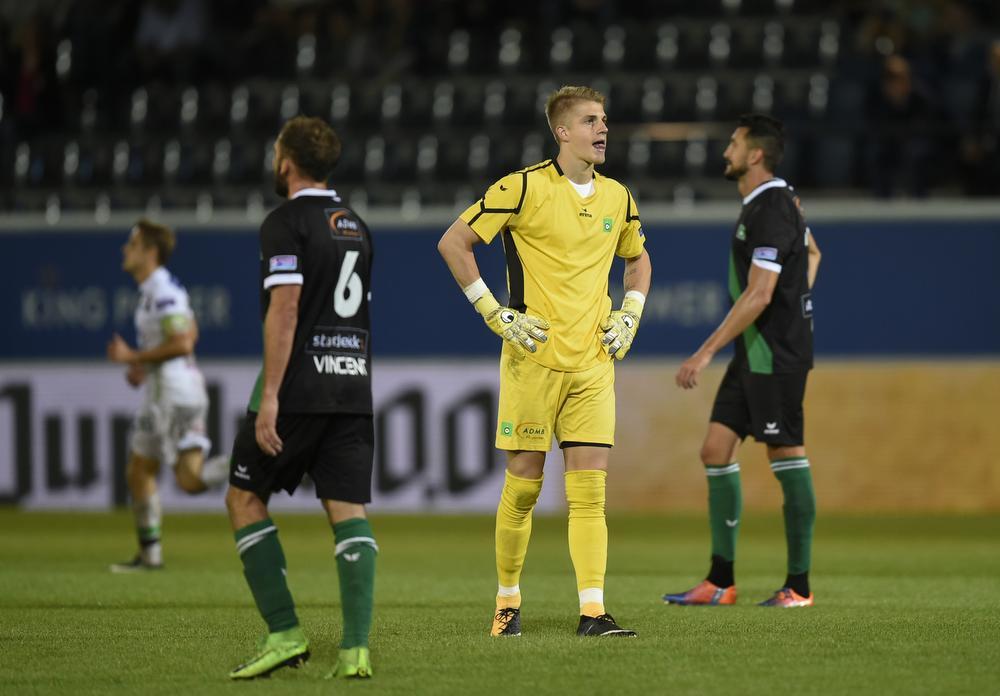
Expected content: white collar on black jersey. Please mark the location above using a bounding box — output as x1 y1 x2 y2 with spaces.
140 266 169 293
291 187 340 199
742 178 787 205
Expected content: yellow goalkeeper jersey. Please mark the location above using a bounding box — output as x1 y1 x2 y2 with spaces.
460 159 646 372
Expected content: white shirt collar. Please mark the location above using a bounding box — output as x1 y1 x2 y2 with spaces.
742 178 787 205
568 179 595 197
139 266 168 293
291 187 339 199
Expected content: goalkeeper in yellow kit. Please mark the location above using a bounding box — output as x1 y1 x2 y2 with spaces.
438 85 652 637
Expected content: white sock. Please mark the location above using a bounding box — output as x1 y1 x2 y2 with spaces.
498 584 520 597
579 587 604 611
133 492 162 565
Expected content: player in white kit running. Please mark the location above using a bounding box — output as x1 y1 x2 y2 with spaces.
107 219 229 571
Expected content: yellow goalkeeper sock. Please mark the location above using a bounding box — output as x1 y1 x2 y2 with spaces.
495 470 543 604
565 469 608 617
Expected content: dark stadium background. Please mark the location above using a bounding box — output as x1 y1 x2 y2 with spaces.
1 0 998 513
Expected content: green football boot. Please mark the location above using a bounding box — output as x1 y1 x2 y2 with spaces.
325 647 372 679
228 627 310 680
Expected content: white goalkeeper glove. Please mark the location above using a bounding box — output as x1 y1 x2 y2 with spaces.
464 279 549 358
601 291 645 360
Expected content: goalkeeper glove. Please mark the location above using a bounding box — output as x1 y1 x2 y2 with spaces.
464 279 549 358
601 291 645 360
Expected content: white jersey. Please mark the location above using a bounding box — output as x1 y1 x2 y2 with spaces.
135 267 206 407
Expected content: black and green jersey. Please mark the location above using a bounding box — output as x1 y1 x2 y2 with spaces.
729 178 813 374
248 188 374 415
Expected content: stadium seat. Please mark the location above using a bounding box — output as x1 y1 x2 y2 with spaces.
335 139 364 183
403 83 434 128
627 134 652 177
694 76 721 120
622 23 656 71
198 83 231 134
570 23 603 72
602 25 627 71
503 81 539 127
521 132 547 167
827 78 864 121
453 82 485 127
363 135 386 180
649 139 686 177
640 77 666 122
221 138 264 186
466 134 492 179
707 22 733 69
608 81 643 123
809 135 855 187
415 134 440 181
438 136 470 182
497 27 527 74
783 18 824 68
482 81 507 127
655 23 680 69
548 26 574 72
491 137 522 176
68 139 113 188
296 83 328 121
663 77 697 122
430 81 456 127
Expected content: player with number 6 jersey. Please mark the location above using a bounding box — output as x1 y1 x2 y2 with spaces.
225 116 377 681
248 181 373 414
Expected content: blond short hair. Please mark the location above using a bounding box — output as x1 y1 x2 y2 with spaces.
134 218 176 266
544 85 607 142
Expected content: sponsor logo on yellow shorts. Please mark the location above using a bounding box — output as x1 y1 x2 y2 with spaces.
517 422 548 440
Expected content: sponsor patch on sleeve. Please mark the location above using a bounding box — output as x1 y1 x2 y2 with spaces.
269 255 298 272
752 246 779 261
154 297 176 310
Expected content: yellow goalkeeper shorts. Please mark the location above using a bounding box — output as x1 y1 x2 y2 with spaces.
495 346 615 451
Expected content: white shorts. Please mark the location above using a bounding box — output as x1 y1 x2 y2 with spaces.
130 398 211 466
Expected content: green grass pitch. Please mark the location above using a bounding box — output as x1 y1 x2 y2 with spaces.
1 510 998 695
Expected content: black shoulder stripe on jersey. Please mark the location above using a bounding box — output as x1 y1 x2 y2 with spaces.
515 171 528 212
622 183 640 222
522 159 555 174
501 229 526 312
550 158 564 177
466 168 535 226
467 199 517 227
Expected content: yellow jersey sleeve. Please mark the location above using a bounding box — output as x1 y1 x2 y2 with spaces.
616 185 645 259
459 172 528 244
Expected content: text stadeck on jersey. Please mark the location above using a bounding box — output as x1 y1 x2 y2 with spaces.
250 188 373 414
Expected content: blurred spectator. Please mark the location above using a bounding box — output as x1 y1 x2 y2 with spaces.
7 14 60 136
134 0 207 84
959 39 1000 195
865 54 939 198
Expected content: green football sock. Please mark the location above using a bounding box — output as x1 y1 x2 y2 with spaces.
771 458 816 575
234 518 299 633
706 463 742 564
333 517 378 649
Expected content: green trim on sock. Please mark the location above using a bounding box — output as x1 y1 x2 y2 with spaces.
333 517 376 649
137 526 160 541
706 464 742 562
773 464 816 575
235 518 299 633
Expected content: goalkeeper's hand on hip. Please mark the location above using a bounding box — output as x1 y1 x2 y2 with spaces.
464 279 549 358
601 291 646 360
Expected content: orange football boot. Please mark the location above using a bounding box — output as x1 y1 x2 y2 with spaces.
758 587 814 607
662 579 737 606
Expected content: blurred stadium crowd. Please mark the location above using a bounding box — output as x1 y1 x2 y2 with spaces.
1 0 998 214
